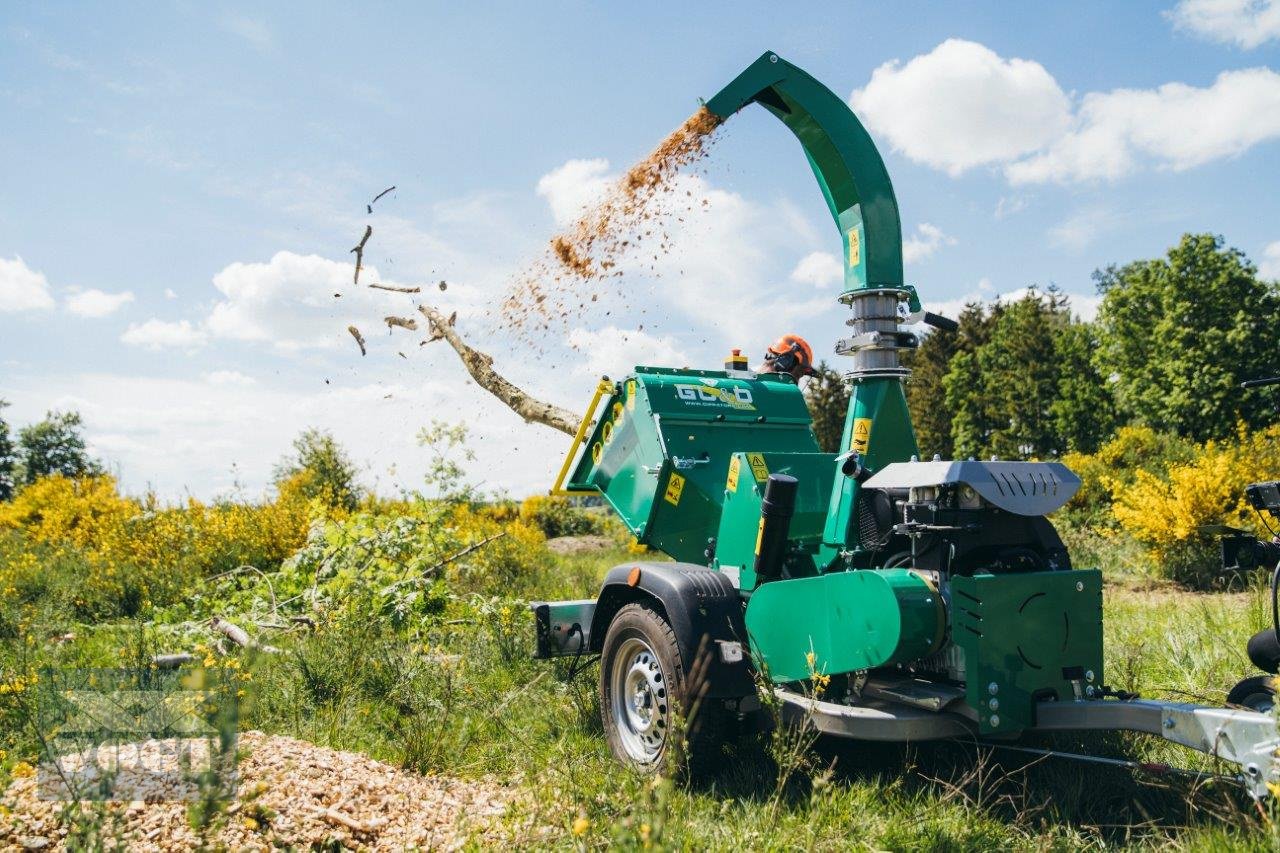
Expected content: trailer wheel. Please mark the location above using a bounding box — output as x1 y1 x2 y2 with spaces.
599 603 720 773
1227 675 1277 713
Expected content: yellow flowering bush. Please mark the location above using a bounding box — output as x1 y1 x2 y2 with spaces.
0 474 138 549
0 474 316 620
518 495 601 538
1111 424 1280 585
1060 426 1194 527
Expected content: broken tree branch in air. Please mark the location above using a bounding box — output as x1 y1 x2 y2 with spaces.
416 303 579 435
350 225 372 284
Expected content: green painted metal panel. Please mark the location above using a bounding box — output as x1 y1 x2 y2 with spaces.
951 570 1104 735
820 378 919 565
706 51 903 294
715 451 835 589
744 569 944 683
567 367 820 563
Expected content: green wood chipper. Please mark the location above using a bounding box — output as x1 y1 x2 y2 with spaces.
531 51 1280 797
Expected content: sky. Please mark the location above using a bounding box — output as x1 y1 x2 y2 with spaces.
2 0 1279 501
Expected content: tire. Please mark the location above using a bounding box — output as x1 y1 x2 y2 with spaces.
1227 675 1277 713
599 602 722 773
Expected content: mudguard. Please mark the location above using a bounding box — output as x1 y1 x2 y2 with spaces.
590 561 755 699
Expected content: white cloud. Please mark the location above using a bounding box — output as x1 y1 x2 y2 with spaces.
120 319 209 350
1048 208 1124 250
567 326 690 377
203 370 257 387
1008 67 1280 184
995 196 1028 219
4 371 573 502
65 288 135 318
206 251 403 353
903 223 957 264
789 251 843 288
536 158 615 226
851 39 1280 185
164 288 178 300
851 39 1071 176
1169 0 1280 49
222 15 273 50
0 255 56 312
1261 240 1280 278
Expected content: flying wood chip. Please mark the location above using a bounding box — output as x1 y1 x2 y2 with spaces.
385 315 418 331
350 225 372 285
347 325 367 356
368 283 421 294
369 185 396 213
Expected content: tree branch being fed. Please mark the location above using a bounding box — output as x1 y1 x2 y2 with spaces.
417 304 579 435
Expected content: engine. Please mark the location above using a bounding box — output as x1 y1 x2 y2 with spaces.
856 459 1080 577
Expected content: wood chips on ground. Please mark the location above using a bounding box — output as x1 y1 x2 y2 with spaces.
1 731 514 851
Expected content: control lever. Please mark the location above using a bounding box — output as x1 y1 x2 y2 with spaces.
923 311 959 332
904 309 960 333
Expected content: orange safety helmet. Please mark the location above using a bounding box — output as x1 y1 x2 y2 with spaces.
764 334 817 377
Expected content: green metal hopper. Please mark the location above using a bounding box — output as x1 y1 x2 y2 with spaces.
560 366 829 564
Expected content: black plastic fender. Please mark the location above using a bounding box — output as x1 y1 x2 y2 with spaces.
590 562 755 699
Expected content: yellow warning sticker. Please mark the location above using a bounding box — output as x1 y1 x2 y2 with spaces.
847 228 861 267
664 472 685 506
626 380 636 411
747 452 769 482
850 418 872 454
726 456 740 492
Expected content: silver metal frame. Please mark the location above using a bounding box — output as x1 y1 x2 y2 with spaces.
776 689 1280 798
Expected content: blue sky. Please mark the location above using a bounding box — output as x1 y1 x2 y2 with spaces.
2 1 1278 500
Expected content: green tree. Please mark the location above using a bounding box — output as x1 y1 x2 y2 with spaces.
905 324 960 458
18 410 102 484
941 301 1006 459
943 290 1107 460
1094 233 1280 441
1050 320 1116 453
0 400 16 500
803 361 850 453
273 428 362 511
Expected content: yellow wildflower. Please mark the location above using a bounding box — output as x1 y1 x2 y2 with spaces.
572 817 590 836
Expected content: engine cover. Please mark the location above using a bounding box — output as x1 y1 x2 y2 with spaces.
862 460 1080 517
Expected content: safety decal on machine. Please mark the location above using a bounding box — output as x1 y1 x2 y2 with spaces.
626 379 636 411
726 456 740 492
664 472 685 506
747 452 769 482
850 418 872 454
847 228 861 268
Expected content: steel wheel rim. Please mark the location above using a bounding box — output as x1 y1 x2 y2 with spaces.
610 636 669 764
1240 692 1275 713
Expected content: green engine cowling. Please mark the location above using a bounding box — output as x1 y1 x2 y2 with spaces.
744 568 945 682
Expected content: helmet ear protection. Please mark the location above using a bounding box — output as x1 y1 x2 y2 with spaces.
765 341 809 374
